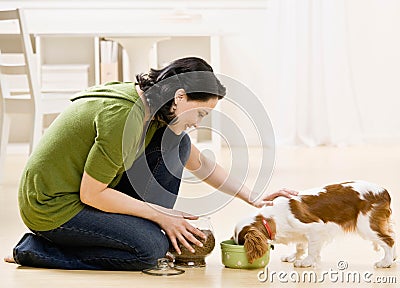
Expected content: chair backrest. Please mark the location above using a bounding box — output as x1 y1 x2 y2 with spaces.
0 9 40 106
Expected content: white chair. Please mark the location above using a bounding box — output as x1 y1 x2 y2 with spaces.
0 9 70 181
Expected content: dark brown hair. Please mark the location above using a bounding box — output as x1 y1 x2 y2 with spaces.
136 57 226 124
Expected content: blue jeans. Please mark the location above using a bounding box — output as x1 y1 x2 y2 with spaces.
13 127 191 270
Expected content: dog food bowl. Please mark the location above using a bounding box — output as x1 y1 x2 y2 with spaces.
169 217 215 267
220 239 271 269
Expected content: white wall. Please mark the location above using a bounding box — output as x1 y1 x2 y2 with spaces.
3 0 400 145
197 0 400 146
347 0 400 143
258 0 400 146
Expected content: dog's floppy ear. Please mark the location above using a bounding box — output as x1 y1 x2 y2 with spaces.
244 227 269 264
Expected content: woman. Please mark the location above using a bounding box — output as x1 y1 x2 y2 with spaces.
5 57 296 270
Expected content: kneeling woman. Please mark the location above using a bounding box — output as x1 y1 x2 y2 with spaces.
6 57 296 270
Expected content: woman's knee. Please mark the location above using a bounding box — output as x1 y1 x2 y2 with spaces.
136 232 169 266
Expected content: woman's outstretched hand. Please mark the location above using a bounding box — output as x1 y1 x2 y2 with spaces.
153 207 206 255
250 188 299 208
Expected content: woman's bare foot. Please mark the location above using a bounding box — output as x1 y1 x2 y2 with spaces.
4 256 16 264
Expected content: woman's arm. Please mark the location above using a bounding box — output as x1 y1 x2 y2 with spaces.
80 172 205 254
185 144 297 207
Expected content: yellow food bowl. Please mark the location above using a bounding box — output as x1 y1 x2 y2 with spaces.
220 239 271 269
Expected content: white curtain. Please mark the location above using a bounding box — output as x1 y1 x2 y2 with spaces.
274 0 363 147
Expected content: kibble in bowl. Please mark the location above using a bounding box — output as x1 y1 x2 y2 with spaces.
169 229 215 267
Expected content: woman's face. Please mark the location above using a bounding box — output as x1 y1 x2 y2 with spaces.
169 89 218 135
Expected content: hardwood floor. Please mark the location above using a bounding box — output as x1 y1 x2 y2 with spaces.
1 145 399 287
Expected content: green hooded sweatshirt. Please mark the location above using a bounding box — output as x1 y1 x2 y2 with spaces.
18 82 161 231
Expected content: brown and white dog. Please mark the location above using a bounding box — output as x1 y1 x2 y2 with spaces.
233 181 396 268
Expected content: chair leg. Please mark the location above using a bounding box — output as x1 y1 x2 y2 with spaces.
0 113 11 182
30 111 42 155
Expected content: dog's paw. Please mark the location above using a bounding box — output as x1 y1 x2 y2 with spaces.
374 259 393 268
294 256 316 268
281 253 297 263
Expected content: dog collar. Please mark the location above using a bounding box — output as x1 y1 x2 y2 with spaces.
262 217 274 240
